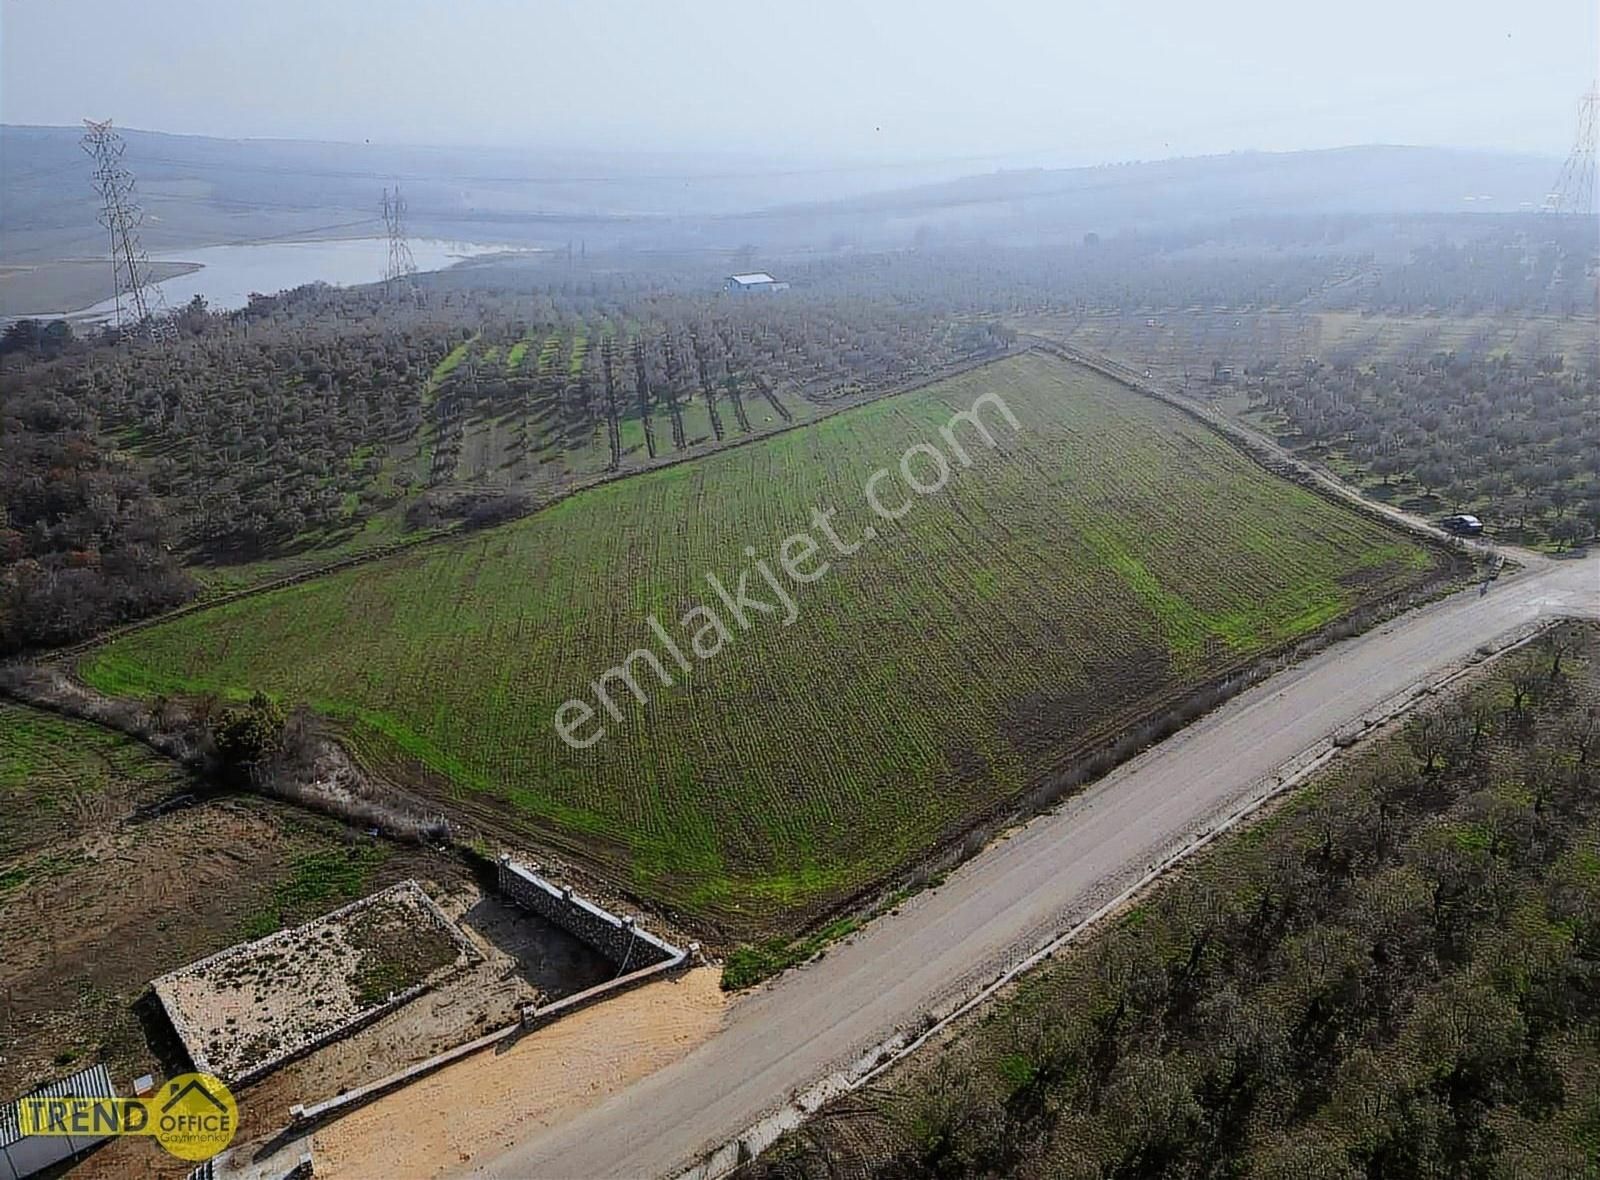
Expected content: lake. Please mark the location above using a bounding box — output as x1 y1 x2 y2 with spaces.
67 237 514 319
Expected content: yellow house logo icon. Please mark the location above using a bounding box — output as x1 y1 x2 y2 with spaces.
154 1074 238 1160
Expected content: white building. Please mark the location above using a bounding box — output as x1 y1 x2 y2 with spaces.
724 272 789 293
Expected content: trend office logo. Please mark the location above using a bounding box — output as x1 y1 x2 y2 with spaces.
17 1071 238 1162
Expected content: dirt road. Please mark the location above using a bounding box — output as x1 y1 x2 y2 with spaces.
471 557 1596 1180
313 969 727 1179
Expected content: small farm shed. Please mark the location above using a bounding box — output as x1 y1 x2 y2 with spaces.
724 272 789 293
1 1063 118 1180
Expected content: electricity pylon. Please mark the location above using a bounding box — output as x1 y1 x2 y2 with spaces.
81 119 175 344
1544 86 1598 216
382 185 418 296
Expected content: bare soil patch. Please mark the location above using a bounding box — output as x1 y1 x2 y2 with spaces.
309 967 728 1180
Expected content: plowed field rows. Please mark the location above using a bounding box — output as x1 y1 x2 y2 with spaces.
82 353 1444 935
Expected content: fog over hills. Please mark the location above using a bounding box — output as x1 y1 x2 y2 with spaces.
0 124 1014 258
1 124 1565 262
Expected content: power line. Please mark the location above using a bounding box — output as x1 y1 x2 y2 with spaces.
207 216 383 248
93 147 1059 188
80 119 175 346
143 191 379 214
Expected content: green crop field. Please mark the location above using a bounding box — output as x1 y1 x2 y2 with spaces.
81 352 1447 936
0 701 191 867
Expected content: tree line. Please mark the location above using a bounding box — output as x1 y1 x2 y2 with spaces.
0 276 1012 652
1248 353 1599 548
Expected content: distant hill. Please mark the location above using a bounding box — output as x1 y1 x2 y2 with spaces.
744 146 1565 246
0 124 986 259
785 146 1559 214
1 125 1565 262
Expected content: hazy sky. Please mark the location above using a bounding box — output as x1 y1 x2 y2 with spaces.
2 0 1594 165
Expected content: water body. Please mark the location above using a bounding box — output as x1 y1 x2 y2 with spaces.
67 237 513 319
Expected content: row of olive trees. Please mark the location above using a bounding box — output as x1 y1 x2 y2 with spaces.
1252 355 1599 547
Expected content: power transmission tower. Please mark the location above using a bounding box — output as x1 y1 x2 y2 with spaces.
1545 85 1598 216
81 119 175 344
381 185 418 296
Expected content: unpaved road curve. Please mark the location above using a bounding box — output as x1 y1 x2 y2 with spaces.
473 558 1597 1180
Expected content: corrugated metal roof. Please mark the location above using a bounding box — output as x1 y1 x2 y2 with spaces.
729 272 777 284
0 1063 117 1148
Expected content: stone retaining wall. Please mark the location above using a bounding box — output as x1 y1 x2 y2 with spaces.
496 857 680 969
